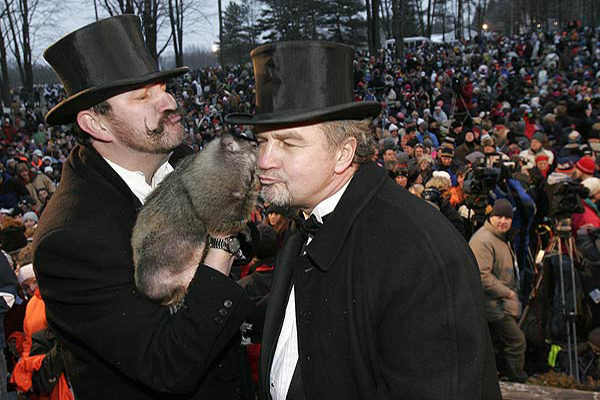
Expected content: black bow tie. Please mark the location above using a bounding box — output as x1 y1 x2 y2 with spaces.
296 214 328 238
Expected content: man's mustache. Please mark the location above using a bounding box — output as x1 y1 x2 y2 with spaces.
144 105 185 137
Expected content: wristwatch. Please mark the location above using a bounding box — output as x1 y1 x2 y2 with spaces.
207 236 241 255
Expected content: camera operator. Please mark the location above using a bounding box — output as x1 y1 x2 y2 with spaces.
469 199 528 383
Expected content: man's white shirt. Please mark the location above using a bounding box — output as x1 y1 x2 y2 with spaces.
104 156 173 204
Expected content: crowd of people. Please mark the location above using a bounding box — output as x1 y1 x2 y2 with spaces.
0 19 597 397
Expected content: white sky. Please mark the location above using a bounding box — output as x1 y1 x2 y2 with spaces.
31 0 231 65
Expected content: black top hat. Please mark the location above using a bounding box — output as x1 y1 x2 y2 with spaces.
225 41 381 126
44 15 188 126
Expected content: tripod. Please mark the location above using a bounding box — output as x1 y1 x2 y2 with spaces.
544 217 581 383
449 90 473 126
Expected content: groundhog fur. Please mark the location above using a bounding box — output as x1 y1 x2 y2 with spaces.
131 134 258 305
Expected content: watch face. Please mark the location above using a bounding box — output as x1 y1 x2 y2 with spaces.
228 238 241 254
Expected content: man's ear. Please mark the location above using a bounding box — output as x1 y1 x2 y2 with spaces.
334 137 357 174
76 110 113 143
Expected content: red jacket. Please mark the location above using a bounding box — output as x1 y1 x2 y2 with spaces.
572 200 600 236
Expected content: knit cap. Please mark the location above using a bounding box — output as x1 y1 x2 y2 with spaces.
576 156 595 175
489 199 514 219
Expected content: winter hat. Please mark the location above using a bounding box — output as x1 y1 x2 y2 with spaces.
406 138 420 147
382 137 396 150
481 135 496 147
583 177 600 197
555 160 575 174
535 154 549 163
465 151 485 164
388 123 399 132
576 156 595 175
0 226 27 253
531 131 546 143
438 146 454 158
489 199 514 219
22 212 38 224
17 263 35 285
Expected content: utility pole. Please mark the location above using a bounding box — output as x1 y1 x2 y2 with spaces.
218 0 224 67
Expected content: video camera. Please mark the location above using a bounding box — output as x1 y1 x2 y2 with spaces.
452 74 463 93
545 180 589 220
422 187 442 209
463 155 515 225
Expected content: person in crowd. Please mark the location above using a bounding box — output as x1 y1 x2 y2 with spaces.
0 172 28 211
469 199 528 383
15 163 54 212
425 173 467 238
226 40 500 400
575 156 596 183
11 263 72 400
0 250 16 399
436 146 459 186
519 132 554 170
265 205 292 251
21 212 37 231
392 164 409 188
34 188 51 215
33 16 256 399
455 130 483 164
572 177 600 234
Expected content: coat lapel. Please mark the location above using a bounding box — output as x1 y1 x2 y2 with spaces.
260 230 304 397
76 144 142 212
306 162 388 271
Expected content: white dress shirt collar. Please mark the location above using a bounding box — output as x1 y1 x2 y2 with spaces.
103 156 173 204
305 177 353 223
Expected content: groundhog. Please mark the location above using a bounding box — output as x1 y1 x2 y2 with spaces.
132 134 258 305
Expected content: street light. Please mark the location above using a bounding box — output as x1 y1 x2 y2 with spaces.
482 23 489 31
211 43 219 53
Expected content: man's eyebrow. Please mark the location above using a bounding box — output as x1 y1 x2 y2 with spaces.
267 130 304 141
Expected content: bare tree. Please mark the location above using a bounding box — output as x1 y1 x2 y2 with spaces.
0 3 10 106
366 0 373 54
426 0 433 37
167 0 183 66
97 0 165 65
141 0 160 63
371 0 380 51
100 0 134 15
391 0 403 64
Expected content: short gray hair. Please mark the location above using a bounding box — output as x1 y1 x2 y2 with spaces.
319 118 374 164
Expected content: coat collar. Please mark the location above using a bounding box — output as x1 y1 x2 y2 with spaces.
484 219 507 241
74 144 190 213
76 144 143 212
305 162 388 271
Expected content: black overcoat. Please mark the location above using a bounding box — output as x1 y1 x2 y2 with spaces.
33 144 255 399
260 162 501 400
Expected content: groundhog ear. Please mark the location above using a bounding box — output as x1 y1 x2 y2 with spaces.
222 135 240 152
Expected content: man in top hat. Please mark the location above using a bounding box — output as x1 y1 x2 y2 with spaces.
32 16 255 399
226 41 500 400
